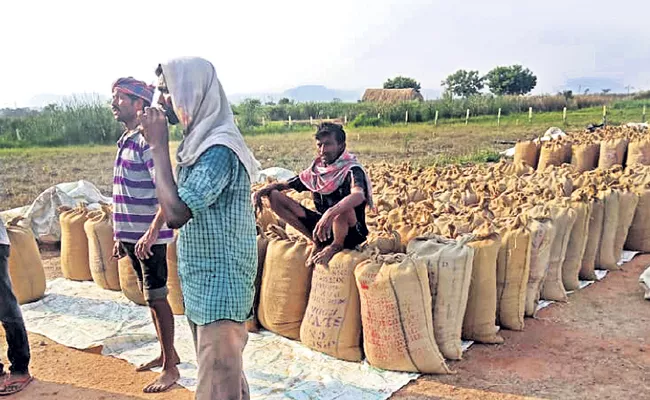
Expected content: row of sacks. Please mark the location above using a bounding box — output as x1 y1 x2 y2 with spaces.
58 204 184 314
247 224 501 374
514 125 650 172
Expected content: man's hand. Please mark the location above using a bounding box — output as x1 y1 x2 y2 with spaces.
138 107 169 150
135 227 159 260
314 209 335 243
112 241 126 260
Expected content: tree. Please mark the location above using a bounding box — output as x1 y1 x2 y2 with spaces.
602 88 611 94
484 65 537 95
278 97 292 105
238 98 262 128
383 76 421 92
441 69 484 97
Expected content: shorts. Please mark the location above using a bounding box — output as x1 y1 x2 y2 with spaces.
120 241 169 302
297 205 367 249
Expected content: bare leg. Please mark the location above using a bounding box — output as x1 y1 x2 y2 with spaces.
312 209 356 266
142 298 180 393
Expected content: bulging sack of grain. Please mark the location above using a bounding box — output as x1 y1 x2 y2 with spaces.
627 138 650 166
538 140 569 171
579 188 604 281
84 207 120 291
247 226 270 333
595 189 620 271
5 217 46 304
256 206 281 232
463 225 503 344
258 225 312 340
366 231 405 254
571 142 600 173
300 249 370 362
625 187 650 252
522 210 555 317
598 138 628 169
407 234 474 360
59 205 92 281
118 256 146 305
166 232 184 315
514 140 540 168
613 188 639 260
541 205 576 302
355 253 451 374
496 215 532 331
561 193 592 291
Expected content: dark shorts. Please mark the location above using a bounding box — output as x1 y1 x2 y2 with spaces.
120 242 169 302
297 206 367 249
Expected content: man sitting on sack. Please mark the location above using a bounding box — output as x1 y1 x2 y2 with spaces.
254 122 373 266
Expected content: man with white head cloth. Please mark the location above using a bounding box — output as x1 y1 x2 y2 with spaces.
139 56 260 400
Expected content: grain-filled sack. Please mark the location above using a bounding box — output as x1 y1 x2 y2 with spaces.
355 253 451 374
613 188 639 260
627 138 650 166
258 225 312 340
59 205 92 281
538 140 569 171
496 215 532 331
463 227 503 344
407 234 474 360
580 188 604 281
595 189 620 271
5 217 46 304
247 226 270 333
366 231 405 254
84 207 120 291
522 212 555 317
166 232 184 315
571 142 600 173
300 249 370 361
118 256 146 305
561 194 592 291
541 205 576 302
514 140 540 168
625 188 650 252
598 138 628 169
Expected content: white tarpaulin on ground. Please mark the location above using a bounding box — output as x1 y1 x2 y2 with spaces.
22 279 424 398
256 167 296 183
0 180 112 243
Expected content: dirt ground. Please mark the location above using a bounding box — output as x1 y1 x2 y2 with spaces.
2 251 650 400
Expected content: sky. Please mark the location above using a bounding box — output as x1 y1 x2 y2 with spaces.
1 0 649 107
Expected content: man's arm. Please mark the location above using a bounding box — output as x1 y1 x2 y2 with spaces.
253 180 293 213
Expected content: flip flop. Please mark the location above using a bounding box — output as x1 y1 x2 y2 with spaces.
0 375 33 396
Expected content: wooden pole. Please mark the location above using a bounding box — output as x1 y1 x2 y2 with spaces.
528 107 533 123
497 108 501 126
465 109 470 125
563 107 567 125
434 110 439 126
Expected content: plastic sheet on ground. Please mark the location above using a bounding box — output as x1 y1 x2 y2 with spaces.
256 167 296 183
0 180 111 243
23 278 454 398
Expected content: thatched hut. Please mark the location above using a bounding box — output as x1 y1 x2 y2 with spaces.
361 88 424 103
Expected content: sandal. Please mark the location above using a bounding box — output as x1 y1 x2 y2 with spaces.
0 374 33 396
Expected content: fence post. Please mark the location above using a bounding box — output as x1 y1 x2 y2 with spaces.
465 109 470 125
377 113 381 119
235 117 239 126
289 115 292 126
405 110 409 124
262 117 266 126
563 107 567 125
344 114 348 125
643 105 647 123
528 107 533 123
603 105 607 125
310 116 313 125
434 110 439 126
497 108 501 126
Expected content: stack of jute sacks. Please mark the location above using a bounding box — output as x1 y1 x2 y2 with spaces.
250 124 650 374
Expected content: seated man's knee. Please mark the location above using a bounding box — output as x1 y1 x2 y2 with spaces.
144 288 169 307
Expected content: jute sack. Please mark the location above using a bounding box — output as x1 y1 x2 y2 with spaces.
598 138 628 169
118 256 146 305
541 205 576 302
514 140 540 168
246 226 270 333
300 249 370 361
579 188 604 281
258 225 312 340
166 232 185 315
561 194 592 291
463 226 504 344
84 207 120 291
355 253 451 374
571 142 600 173
59 205 92 281
407 234 474 360
496 215 532 331
595 189 620 271
613 188 639 258
366 231 405 254
522 210 555 317
625 188 650 252
538 141 569 171
627 138 650 166
5 217 46 304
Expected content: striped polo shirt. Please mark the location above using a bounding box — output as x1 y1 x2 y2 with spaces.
112 129 173 244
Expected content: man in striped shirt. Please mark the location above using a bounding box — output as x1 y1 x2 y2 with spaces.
110 77 179 393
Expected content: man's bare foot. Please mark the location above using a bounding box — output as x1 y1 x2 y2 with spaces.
306 243 324 268
311 244 344 267
136 352 180 372
143 367 180 393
